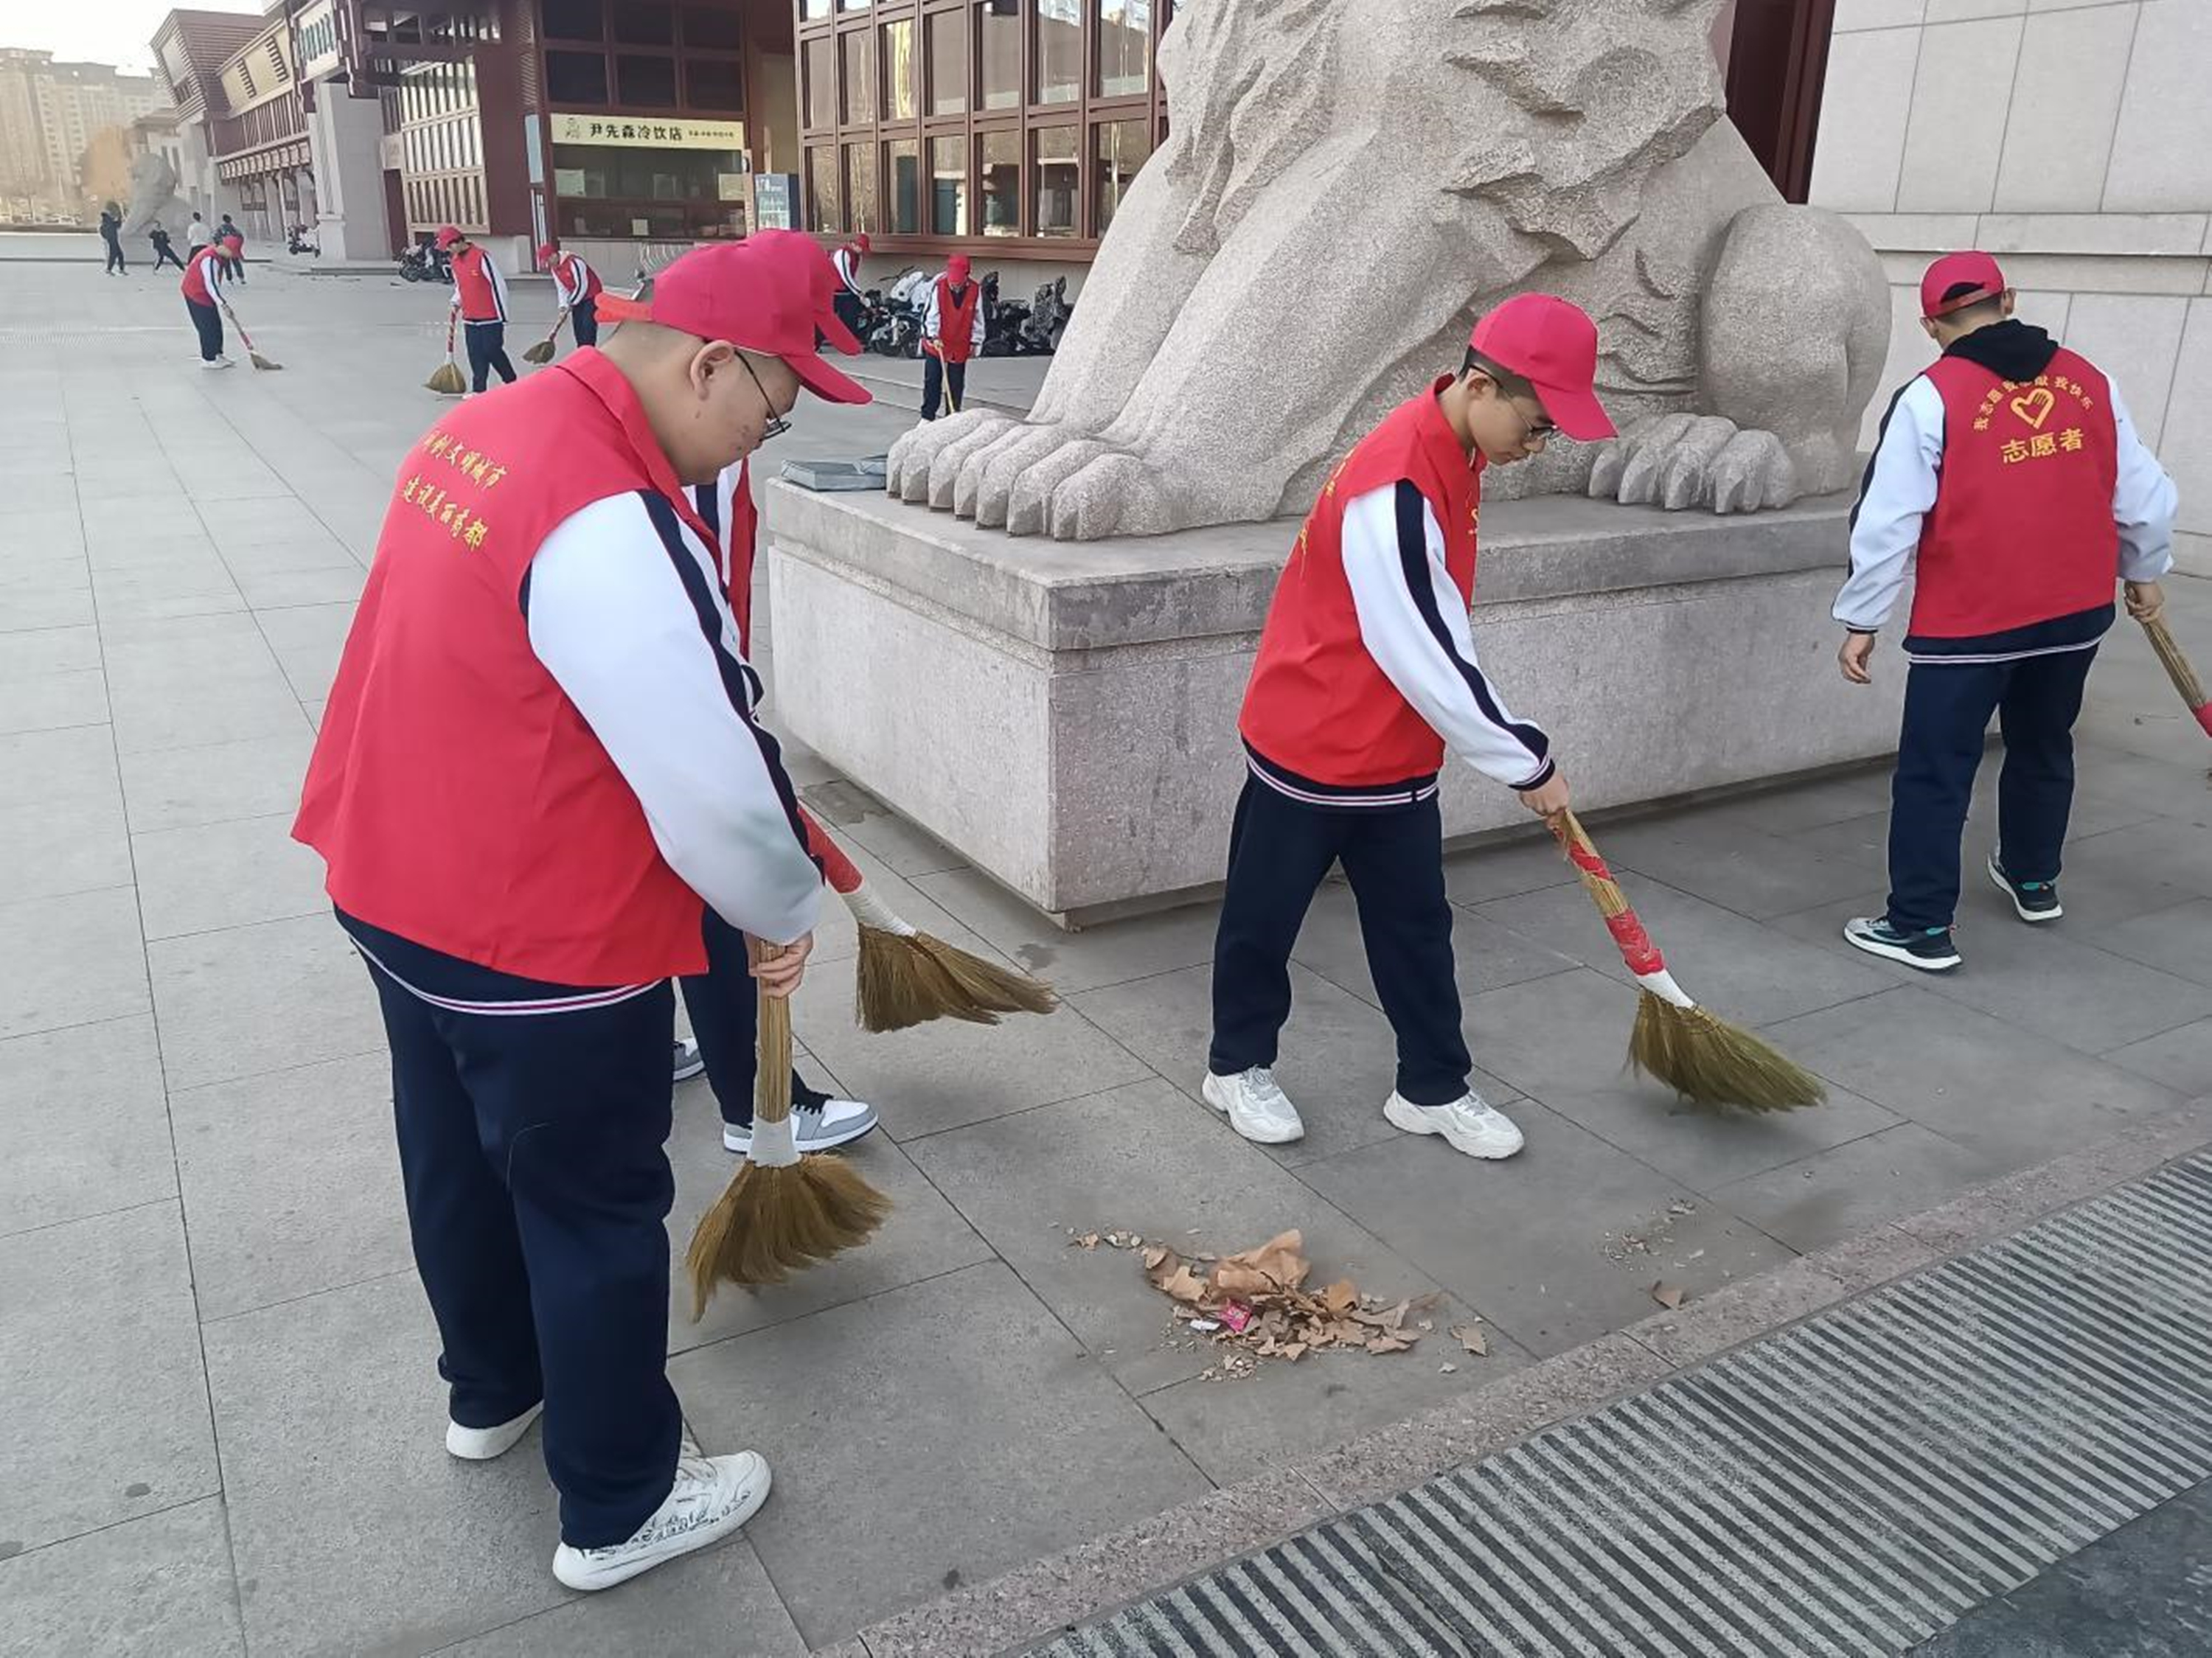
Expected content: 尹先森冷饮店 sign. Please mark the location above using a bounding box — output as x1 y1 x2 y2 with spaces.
548 113 747 152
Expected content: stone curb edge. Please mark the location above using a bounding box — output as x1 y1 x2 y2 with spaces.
819 1095 2212 1658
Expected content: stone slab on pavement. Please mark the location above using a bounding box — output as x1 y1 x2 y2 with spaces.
0 1014 175 1238
0 1497 245 1658
912 863 1224 995
2103 1018 2212 1099
0 789 132 906
147 910 383 1092
1711 1120 2008 1252
0 722 123 809
117 730 316 835
0 885 149 1042
1292 879 1581 1006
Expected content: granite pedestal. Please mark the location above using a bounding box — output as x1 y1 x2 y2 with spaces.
765 484 1905 922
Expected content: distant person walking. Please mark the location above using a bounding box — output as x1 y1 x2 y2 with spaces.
149 222 186 271
438 226 515 394
99 209 126 274
181 234 240 369
541 241 602 349
217 214 246 281
919 254 984 421
187 212 211 252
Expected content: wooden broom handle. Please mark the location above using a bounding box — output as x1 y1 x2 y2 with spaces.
754 947 794 1126
2138 613 2212 733
1547 810 1669 980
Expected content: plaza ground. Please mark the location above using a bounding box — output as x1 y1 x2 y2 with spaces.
1 239 2209 1655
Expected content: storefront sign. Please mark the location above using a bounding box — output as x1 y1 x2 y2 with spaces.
752 173 799 231
548 113 746 151
716 173 747 203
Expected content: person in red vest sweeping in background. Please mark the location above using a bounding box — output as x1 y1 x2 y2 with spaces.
1203 295 1610 1156
920 252 985 421
1834 251 2177 973
830 229 869 344
437 224 515 394
292 235 870 1593
180 233 243 369
541 240 604 349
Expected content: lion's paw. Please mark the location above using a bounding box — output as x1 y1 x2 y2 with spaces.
887 409 1001 504
1587 414 1797 514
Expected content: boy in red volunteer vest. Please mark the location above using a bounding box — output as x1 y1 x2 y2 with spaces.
830 229 870 343
179 234 241 369
920 253 984 420
540 240 603 348
293 236 871 1592
1836 252 2177 972
437 224 516 394
1204 295 1612 1154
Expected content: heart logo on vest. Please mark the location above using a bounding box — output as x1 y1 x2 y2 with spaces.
2010 387 2056 430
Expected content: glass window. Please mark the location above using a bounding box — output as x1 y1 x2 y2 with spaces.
543 0 605 42
807 144 840 232
686 57 744 112
800 0 830 16
978 0 1018 111
1037 0 1080 105
926 10 966 116
843 141 876 232
546 50 608 105
1096 0 1150 98
611 1 673 47
885 137 920 233
839 0 872 9
1092 116 1149 234
929 133 967 234
881 18 916 121
616 54 678 108
979 126 1018 236
803 35 835 128
682 4 740 50
1033 125 1077 237
841 28 874 124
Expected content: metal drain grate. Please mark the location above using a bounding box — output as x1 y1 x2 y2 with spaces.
1034 1154 2212 1658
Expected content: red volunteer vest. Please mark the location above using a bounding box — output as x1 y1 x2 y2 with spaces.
293 350 720 984
1240 381 1483 788
452 245 502 322
180 245 223 305
557 252 602 302
1910 348 2120 641
934 278 980 364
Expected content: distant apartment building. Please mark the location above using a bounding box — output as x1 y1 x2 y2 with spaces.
0 48 163 223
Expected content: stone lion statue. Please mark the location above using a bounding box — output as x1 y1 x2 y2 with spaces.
119 152 189 241
886 0 1891 540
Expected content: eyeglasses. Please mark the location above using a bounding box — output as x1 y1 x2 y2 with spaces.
1509 396 1557 445
737 354 791 442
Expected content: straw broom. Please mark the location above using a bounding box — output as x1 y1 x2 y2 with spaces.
425 314 466 394
799 808 1057 1032
521 309 567 365
1550 810 1824 1112
2137 611 2212 740
220 303 280 370
685 949 891 1313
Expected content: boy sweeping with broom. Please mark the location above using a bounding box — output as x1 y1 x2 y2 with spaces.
1204 295 1613 1155
1834 252 2177 972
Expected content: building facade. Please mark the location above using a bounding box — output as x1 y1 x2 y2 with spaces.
0 49 163 223
210 11 313 243
152 9 268 228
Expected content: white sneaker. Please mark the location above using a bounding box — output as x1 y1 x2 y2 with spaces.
199 358 232 370
552 1449 771 1592
1201 1067 1305 1144
445 1401 543 1460
1384 1090 1524 1160
724 1096 878 1154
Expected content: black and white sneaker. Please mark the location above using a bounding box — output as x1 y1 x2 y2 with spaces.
1843 916 1962 972
723 1097 878 1154
1988 854 2063 923
672 1038 706 1083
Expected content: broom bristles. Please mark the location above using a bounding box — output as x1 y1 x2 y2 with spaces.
853 927 1058 1033
425 360 467 394
521 339 556 364
1629 992 1826 1114
684 1157 892 1316
248 351 281 370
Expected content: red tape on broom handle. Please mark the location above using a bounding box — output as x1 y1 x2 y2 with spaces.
1554 822 1669 979
799 807 863 894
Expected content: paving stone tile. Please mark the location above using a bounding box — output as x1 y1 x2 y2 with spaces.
2067 816 2212 902
0 1014 175 1237
1477 875 1892 1028
1071 962 1521 1170
203 1272 575 1656
0 584 94 633
0 885 147 1041
0 722 120 809
425 1541 804 1657
109 672 307 755
798 834 972 969
1596 812 1879 921
147 911 382 1091
0 666 108 736
233 563 367 610
1464 969 1905 1187
912 864 1222 994
1292 877 1579 1006
132 811 329 940
1298 1098 1792 1359
1764 985 2182 1166
2103 1017 2212 1100
1708 1121 2006 1253
668 1096 992 1354
2092 897 2212 989
799 778 967 878
117 730 314 833
670 1261 1212 1646
1441 831 1582 907
0 1202 218 1553
0 1497 243 1658
0 623 99 681
0 788 131 904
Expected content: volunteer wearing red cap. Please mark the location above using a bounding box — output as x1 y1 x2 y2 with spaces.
1835 251 2177 972
180 234 242 369
1204 294 1613 1154
437 226 516 394
920 253 985 420
830 229 870 342
293 236 871 1593
540 240 604 349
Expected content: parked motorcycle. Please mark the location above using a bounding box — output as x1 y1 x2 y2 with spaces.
286 224 320 257
1020 276 1071 355
397 241 451 284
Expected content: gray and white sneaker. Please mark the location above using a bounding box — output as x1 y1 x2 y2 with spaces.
551 1449 771 1592
1200 1067 1305 1144
672 1038 705 1083
445 1401 543 1460
723 1096 878 1155
1383 1090 1525 1160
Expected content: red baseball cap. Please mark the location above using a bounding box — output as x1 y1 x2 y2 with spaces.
595 239 871 405
434 225 464 249
1468 294 1614 442
1920 251 2006 318
537 241 559 263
